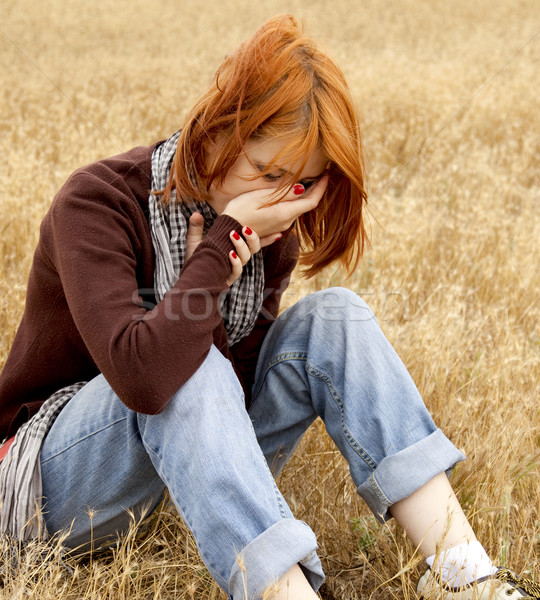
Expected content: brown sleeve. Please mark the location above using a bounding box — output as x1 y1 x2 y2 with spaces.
46 169 241 414
229 232 300 405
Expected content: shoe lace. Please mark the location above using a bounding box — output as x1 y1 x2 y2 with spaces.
495 569 540 599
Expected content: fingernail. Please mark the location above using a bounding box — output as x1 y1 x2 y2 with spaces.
231 251 237 259
232 231 240 240
293 184 304 195
244 227 252 236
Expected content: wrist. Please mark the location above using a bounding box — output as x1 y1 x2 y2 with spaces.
195 214 240 259
221 209 242 225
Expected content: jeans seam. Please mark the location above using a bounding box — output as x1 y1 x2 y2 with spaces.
41 417 128 463
252 352 308 402
367 472 392 506
267 351 308 369
258 352 379 473
304 362 378 472
271 480 287 518
245 411 288 519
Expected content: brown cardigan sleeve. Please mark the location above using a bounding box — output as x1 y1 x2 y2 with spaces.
45 167 241 414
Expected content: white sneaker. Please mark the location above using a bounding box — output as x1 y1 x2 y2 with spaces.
417 567 540 600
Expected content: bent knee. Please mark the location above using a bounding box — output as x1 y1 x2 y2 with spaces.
293 287 373 323
168 344 244 406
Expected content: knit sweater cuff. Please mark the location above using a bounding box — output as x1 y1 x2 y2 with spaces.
202 214 243 256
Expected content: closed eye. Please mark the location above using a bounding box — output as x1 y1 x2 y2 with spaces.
262 172 283 182
255 162 322 188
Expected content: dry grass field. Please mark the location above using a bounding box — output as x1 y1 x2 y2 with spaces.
1 0 539 598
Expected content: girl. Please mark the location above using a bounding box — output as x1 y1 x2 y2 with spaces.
0 14 537 600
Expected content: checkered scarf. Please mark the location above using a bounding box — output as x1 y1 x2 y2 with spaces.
0 382 86 540
148 131 265 346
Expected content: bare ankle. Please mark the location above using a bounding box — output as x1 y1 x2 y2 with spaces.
265 564 318 600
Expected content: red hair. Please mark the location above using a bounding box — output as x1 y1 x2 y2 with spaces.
165 14 369 277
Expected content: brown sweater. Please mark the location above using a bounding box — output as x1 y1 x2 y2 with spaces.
0 143 299 440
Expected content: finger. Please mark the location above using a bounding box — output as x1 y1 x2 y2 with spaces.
185 212 205 260
226 250 243 286
273 175 329 222
186 212 204 243
242 226 261 254
230 230 251 265
259 232 282 248
188 210 204 229
290 174 329 203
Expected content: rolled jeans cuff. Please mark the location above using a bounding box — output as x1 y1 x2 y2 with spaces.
228 518 324 599
357 428 466 523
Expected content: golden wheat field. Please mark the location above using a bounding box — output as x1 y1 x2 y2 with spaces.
1 0 539 598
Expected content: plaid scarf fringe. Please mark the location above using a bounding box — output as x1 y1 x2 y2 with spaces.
0 383 86 542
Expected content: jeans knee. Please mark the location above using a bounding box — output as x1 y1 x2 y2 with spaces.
161 345 245 417
292 287 373 326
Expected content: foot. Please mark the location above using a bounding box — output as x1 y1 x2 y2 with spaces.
417 567 540 599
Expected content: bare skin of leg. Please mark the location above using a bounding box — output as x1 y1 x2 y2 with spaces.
269 564 319 599
389 471 477 556
267 473 475 598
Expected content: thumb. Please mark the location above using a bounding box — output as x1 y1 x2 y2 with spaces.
187 212 204 238
185 212 204 259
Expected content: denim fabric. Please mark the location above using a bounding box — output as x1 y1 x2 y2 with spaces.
250 288 465 521
40 287 465 599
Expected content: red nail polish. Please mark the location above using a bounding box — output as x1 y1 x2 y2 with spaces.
293 184 304 195
232 231 240 240
231 251 237 259
244 227 252 236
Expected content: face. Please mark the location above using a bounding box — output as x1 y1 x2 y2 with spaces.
206 137 328 215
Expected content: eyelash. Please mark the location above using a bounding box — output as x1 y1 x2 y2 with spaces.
261 172 318 189
262 173 282 182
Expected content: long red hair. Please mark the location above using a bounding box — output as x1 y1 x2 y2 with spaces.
165 14 369 277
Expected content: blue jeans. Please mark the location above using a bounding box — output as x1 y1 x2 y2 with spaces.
40 288 465 599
